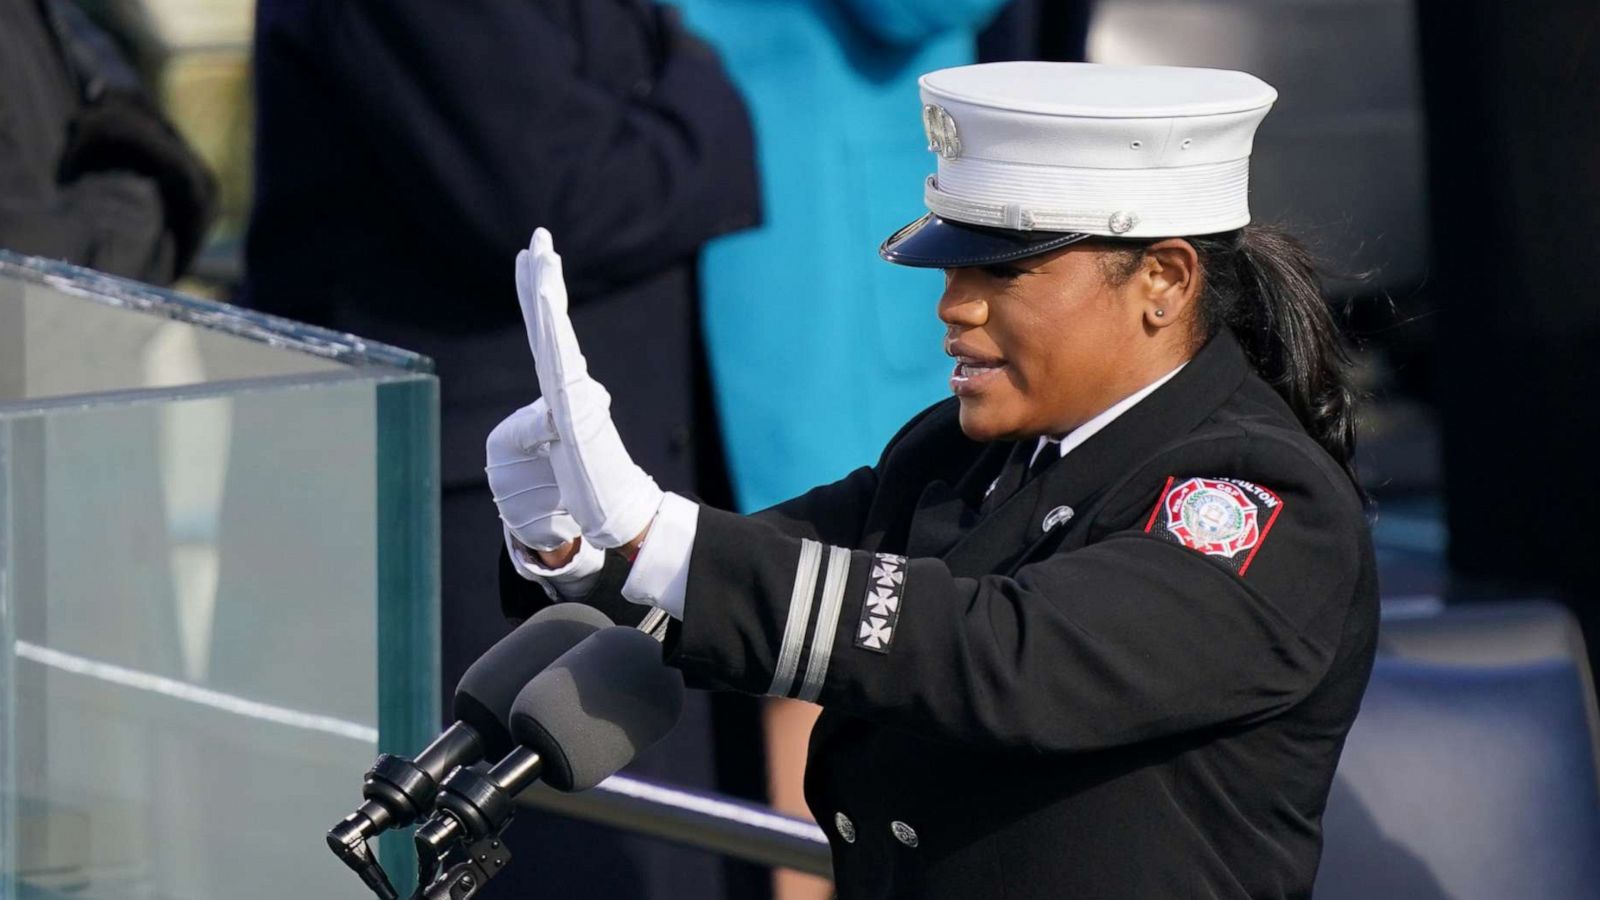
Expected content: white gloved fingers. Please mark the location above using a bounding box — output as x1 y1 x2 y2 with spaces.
523 235 628 536
485 399 560 463
503 523 606 600
546 379 613 450
515 245 548 389
514 396 560 449
506 520 584 554
502 507 569 528
512 228 664 549
533 233 589 387
545 429 663 548
486 398 585 552
498 481 583 551
514 247 531 321
489 476 560 503
517 241 556 398
520 229 593 407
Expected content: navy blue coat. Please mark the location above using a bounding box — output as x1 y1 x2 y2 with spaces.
244 0 758 493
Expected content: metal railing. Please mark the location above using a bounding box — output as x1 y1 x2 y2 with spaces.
517 774 833 877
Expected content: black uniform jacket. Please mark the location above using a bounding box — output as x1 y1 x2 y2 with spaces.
505 330 1379 899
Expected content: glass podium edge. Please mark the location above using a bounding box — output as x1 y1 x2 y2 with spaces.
0 416 13 900
0 251 434 375
374 378 442 896
0 368 433 419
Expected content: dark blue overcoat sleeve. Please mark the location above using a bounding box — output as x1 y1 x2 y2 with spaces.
266 0 758 296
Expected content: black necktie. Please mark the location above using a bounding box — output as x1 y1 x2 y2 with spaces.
1028 442 1060 481
982 441 1056 512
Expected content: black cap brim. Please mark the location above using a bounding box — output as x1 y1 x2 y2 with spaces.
878 213 1092 269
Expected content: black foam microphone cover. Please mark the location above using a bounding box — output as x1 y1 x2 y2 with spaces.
508 626 686 792
453 603 613 759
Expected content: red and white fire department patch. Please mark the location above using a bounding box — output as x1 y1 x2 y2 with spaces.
1144 476 1284 575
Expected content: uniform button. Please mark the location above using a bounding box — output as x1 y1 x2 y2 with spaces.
890 820 918 848
834 812 856 844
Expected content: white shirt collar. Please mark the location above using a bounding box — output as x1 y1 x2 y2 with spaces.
1029 362 1188 467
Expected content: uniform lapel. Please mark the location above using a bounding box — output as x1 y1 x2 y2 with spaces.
903 441 1011 559
982 441 1037 515
939 331 1251 576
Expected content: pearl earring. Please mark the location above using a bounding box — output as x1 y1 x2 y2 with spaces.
1153 308 1165 318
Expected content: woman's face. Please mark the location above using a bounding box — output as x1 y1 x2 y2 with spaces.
938 241 1194 443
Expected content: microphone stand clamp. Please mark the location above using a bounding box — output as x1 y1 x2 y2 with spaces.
412 835 512 900
411 747 543 887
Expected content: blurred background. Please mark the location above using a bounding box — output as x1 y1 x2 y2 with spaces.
2 0 1598 899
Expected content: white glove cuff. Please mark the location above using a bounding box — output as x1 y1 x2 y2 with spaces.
503 524 606 601
619 492 699 619
585 475 665 549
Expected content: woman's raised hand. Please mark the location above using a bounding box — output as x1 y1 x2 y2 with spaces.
516 228 663 549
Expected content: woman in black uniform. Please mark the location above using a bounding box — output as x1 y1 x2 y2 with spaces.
487 62 1378 900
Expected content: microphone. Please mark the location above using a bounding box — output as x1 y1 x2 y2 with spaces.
412 626 686 893
328 602 612 899
510 625 685 792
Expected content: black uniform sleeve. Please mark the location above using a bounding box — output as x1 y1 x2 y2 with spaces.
667 440 1367 753
320 0 758 294
747 466 879 544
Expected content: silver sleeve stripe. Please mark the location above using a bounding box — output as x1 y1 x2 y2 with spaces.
767 539 823 698
796 545 852 703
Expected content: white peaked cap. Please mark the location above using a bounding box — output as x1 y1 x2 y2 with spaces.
882 62 1278 267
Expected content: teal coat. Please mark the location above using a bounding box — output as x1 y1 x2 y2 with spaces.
677 0 1008 511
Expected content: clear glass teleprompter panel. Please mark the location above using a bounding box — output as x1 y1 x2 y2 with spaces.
0 253 439 899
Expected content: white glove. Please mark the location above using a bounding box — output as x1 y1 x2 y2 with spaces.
487 399 606 598
517 228 663 548
485 398 581 552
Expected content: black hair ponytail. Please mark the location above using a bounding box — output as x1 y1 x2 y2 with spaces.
1186 226 1361 482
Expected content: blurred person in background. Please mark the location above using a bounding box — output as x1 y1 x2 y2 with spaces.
662 2 1008 893
1417 2 1600 675
0 0 215 285
241 2 759 897
976 0 1092 64
677 0 1007 514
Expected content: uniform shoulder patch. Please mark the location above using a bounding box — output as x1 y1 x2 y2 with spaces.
1143 476 1284 575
